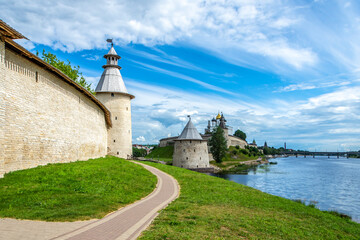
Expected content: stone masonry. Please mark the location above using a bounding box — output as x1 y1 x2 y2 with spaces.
1 44 108 177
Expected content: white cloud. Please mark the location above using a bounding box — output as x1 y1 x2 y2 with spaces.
130 60 235 95
128 80 360 151
3 0 316 69
136 136 146 142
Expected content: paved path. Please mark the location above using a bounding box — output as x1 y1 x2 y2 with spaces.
0 161 180 240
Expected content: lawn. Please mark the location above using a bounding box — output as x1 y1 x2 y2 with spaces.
145 146 174 163
0 156 157 221
139 162 360 240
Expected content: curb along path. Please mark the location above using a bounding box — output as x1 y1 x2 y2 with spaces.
0 161 180 240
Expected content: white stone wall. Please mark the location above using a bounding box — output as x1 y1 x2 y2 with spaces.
96 93 132 159
228 135 247 148
1 48 108 177
173 140 210 169
0 40 5 177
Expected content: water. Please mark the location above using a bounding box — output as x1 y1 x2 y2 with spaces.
210 156 360 223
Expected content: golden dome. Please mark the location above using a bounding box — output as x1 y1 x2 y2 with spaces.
216 113 221 119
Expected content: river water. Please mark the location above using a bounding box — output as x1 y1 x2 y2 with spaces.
210 156 360 223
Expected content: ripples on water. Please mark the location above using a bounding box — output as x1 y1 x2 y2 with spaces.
211 156 360 223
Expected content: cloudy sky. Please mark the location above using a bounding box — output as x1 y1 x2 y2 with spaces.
2 0 360 151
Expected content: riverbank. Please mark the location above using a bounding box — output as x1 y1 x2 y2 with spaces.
139 162 360 239
211 157 269 173
211 156 360 223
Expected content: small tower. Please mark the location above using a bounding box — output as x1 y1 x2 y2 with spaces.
173 116 210 169
95 40 135 159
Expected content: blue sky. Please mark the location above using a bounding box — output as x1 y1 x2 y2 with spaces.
2 0 360 151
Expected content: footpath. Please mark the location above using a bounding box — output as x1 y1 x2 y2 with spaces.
0 161 180 240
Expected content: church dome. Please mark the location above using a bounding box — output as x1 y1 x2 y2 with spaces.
216 113 221 119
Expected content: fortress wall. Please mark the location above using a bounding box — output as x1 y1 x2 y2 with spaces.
228 135 247 149
173 140 210 169
1 48 108 177
0 41 5 176
159 137 177 147
96 93 132 159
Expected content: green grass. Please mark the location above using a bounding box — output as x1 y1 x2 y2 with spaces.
145 146 174 161
0 156 157 221
139 162 360 240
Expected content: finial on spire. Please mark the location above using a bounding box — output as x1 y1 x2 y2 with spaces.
106 38 113 47
187 115 191 119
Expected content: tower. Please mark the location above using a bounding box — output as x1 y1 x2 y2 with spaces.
173 116 210 169
95 40 135 159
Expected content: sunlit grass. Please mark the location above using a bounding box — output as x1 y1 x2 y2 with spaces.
0 156 157 221
139 162 360 240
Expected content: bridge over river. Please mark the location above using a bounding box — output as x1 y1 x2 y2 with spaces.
283 151 360 158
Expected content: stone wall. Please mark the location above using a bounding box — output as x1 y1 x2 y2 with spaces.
228 135 248 148
0 41 5 176
0 46 108 177
96 92 132 159
159 136 177 147
173 140 210 169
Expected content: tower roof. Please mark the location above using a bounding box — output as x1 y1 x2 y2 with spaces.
177 116 203 140
216 113 221 119
95 43 133 98
104 46 120 59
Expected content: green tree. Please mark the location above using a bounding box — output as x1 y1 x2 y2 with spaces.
41 50 95 94
209 126 227 163
234 129 247 141
132 147 147 157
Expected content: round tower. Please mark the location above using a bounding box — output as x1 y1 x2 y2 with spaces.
173 116 210 169
95 41 134 159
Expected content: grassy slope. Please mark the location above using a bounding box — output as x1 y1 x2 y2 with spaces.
139 162 360 240
0 156 157 221
145 146 174 162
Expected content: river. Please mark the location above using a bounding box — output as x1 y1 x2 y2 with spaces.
210 156 360 223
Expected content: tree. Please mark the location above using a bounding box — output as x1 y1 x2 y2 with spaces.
209 126 227 163
41 50 95 94
132 147 147 157
234 129 247 141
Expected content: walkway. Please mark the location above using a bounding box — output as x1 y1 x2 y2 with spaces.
0 162 180 240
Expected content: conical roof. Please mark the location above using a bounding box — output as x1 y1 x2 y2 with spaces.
177 117 203 140
95 44 130 95
107 46 117 55
95 68 128 93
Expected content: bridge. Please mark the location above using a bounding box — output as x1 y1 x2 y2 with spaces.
283 151 360 158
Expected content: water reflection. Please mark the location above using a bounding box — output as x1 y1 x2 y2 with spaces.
209 156 360 223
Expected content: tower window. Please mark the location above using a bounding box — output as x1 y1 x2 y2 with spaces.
194 149 196 152
117 152 119 155
200 157 201 160
186 157 188 160
114 140 116 142
183 149 185 152
111 93 114 97
115 116 117 120
126 107 128 111
35 71 38 82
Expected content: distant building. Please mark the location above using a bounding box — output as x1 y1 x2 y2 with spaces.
249 139 257 147
159 112 247 149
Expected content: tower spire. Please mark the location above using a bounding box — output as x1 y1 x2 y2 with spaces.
95 40 133 96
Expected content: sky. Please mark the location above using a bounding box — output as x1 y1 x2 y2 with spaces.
2 0 360 151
